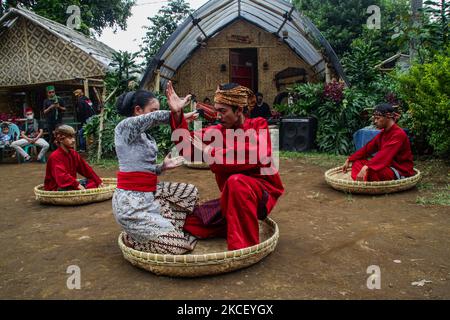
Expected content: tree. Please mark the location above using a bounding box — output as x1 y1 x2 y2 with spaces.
1 0 135 35
421 0 449 52
391 0 449 63
106 50 142 95
293 0 410 58
140 0 193 63
341 30 382 88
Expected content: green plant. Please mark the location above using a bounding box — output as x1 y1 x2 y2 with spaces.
396 48 450 156
140 0 192 63
292 0 410 58
1 0 135 35
84 100 124 160
342 33 382 88
273 83 323 117
106 51 142 95
275 81 379 155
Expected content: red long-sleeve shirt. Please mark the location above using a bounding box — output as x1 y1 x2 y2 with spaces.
170 114 284 205
348 124 415 177
44 147 102 191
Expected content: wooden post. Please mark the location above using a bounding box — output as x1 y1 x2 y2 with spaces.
154 70 161 93
93 86 104 162
83 79 90 98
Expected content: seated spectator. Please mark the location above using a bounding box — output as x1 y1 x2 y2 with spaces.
250 92 272 119
11 108 49 163
0 123 13 147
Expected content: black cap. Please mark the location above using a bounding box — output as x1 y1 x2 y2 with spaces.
374 103 395 115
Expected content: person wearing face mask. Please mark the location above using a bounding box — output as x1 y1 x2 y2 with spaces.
11 107 49 163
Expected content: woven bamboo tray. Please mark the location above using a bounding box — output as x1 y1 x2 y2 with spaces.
324 166 421 194
118 217 279 277
185 161 210 169
34 178 117 205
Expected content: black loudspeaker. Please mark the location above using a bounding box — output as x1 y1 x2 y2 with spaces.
280 117 317 152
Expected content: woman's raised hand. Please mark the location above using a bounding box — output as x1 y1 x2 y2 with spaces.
162 153 185 171
166 81 192 113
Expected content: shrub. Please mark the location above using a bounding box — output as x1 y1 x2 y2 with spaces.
396 48 450 156
273 75 411 155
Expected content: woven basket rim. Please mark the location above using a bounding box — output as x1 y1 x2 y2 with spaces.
324 166 421 187
118 217 279 265
34 177 117 197
185 162 210 169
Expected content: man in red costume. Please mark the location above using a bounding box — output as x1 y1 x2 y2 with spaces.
343 103 414 181
167 81 284 250
44 125 103 191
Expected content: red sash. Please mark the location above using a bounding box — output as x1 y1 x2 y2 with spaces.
117 171 157 192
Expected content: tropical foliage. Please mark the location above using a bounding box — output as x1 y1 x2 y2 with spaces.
140 0 192 63
396 47 450 156
0 0 135 35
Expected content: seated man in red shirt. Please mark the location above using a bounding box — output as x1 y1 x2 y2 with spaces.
167 81 284 250
343 103 415 181
44 125 103 191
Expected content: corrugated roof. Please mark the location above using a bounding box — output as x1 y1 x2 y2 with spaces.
0 6 116 67
140 0 348 88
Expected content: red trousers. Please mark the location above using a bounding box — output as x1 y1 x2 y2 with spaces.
351 160 395 181
184 174 270 250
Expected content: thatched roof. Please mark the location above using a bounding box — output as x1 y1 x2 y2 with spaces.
0 6 116 87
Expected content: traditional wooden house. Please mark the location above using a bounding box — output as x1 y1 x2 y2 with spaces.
140 0 348 106
0 7 115 125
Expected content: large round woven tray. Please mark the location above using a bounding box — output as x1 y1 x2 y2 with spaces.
185 161 210 169
324 166 421 194
34 178 117 205
118 217 279 277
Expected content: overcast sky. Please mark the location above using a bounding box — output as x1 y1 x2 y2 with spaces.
97 0 208 55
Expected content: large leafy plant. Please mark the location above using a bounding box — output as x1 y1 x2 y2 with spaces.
396 48 450 156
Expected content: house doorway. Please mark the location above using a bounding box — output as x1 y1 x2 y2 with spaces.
229 48 258 93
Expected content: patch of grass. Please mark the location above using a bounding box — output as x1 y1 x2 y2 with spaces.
280 151 347 168
416 185 450 206
414 158 449 206
417 182 435 190
91 158 119 170
346 193 355 203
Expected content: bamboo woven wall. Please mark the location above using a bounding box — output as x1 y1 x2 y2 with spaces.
173 20 319 106
0 16 107 87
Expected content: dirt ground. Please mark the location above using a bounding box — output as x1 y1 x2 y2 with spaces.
0 157 449 300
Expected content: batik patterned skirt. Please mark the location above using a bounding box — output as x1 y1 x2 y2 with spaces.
112 182 199 255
